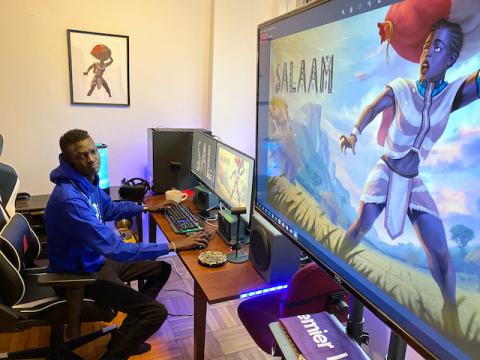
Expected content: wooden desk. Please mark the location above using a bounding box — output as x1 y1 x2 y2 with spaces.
145 195 268 360
15 194 50 213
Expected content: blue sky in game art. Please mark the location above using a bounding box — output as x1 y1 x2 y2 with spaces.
270 6 480 246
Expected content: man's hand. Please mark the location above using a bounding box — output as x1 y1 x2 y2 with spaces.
339 134 357 155
146 200 176 213
172 230 215 252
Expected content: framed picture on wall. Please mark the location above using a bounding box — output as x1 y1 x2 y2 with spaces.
67 29 130 106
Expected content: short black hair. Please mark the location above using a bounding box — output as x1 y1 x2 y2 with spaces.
432 19 463 55
59 129 91 154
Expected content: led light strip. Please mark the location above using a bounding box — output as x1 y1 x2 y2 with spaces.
240 284 288 299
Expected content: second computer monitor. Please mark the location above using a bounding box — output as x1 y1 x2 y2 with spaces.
214 142 254 223
191 130 217 190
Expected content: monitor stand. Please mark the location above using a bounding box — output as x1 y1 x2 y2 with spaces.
346 298 369 345
347 297 406 360
386 332 407 360
226 208 248 264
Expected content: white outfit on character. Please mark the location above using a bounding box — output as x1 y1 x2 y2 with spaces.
360 76 467 238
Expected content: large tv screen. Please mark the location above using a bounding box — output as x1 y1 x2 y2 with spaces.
255 0 480 358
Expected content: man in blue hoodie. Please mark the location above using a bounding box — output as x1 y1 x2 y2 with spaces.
45 129 211 359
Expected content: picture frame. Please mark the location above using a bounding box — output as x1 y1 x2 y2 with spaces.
67 29 130 106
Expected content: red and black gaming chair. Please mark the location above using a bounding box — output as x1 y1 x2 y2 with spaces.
237 261 349 356
0 213 116 359
0 161 19 221
0 134 19 220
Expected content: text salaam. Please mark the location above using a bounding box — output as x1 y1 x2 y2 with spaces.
275 55 333 94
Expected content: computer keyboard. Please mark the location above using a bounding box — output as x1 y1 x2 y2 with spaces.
164 203 203 234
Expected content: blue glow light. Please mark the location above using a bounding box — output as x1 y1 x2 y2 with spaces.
96 143 110 190
239 284 288 299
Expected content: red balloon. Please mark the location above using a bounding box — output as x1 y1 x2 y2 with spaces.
378 0 451 63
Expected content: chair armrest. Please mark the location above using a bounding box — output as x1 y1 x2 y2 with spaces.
37 272 97 340
37 272 97 288
24 266 48 275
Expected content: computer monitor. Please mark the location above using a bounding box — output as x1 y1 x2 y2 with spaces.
191 130 217 190
147 128 211 193
256 0 480 359
214 142 254 224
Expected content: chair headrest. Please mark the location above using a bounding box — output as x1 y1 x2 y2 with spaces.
0 162 19 217
280 262 345 317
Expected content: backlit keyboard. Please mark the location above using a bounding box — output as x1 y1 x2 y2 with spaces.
164 203 203 234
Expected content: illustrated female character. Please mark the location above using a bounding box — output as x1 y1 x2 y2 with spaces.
84 44 113 97
339 14 480 334
229 157 245 206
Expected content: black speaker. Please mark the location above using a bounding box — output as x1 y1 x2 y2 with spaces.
193 184 219 211
249 212 300 284
147 128 211 193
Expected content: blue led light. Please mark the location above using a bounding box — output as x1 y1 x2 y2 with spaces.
239 284 288 299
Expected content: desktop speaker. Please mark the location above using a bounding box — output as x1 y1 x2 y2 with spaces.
193 185 219 211
147 128 211 193
249 212 300 284
217 209 247 246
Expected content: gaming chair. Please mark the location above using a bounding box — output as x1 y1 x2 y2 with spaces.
237 262 349 356
0 213 116 359
0 135 19 219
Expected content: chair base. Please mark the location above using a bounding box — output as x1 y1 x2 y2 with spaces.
1 324 116 359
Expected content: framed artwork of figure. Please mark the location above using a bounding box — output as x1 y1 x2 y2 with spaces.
67 29 130 106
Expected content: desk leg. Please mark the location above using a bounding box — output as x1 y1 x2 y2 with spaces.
148 213 157 244
194 281 207 360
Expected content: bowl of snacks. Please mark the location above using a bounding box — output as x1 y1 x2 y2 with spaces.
198 250 227 268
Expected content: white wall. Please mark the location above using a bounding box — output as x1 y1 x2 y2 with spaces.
0 0 212 194
210 0 277 156
209 0 304 156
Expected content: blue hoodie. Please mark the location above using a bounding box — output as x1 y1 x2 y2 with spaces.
45 156 169 273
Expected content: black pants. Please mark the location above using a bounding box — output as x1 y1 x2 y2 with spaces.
84 259 171 359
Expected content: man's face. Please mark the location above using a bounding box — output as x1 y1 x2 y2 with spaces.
64 137 100 179
419 27 458 82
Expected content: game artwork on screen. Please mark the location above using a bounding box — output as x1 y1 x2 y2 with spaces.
216 146 251 208
265 0 480 355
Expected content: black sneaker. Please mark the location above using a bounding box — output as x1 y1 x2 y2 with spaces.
102 342 151 359
130 342 152 356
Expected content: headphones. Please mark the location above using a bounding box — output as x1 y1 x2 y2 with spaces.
119 177 151 203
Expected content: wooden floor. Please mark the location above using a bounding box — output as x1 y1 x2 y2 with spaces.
0 255 278 360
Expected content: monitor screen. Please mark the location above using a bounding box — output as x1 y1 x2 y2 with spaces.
191 131 217 190
215 142 254 223
256 0 480 359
